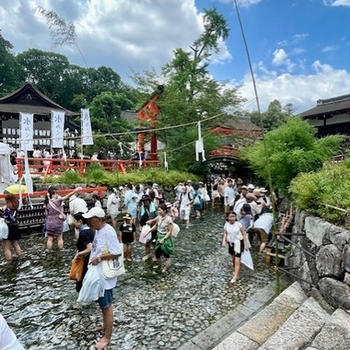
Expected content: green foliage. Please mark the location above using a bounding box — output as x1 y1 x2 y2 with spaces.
243 118 344 193
290 160 350 225
249 100 292 131
44 168 199 187
132 9 240 173
44 170 83 185
0 31 22 95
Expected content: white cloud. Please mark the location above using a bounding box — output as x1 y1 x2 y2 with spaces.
272 49 288 65
292 47 306 55
293 33 309 41
237 61 350 112
321 45 338 52
0 0 213 81
272 48 295 72
277 39 288 47
323 0 350 7
210 39 232 64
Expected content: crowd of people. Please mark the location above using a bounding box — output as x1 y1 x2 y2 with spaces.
0 176 275 349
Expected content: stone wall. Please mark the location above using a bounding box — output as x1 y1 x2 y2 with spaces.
286 210 350 310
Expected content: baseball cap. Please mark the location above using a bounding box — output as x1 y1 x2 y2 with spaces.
247 184 255 190
83 207 106 219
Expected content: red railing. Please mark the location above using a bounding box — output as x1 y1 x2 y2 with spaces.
16 157 159 178
0 186 107 199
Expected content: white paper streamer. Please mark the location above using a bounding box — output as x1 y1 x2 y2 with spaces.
81 108 94 145
19 113 34 151
164 152 168 171
51 110 65 148
195 121 206 161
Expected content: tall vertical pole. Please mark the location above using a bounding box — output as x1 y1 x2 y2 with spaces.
233 0 280 294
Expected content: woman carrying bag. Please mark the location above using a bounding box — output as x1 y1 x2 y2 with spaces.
147 203 174 273
44 186 81 250
222 211 249 284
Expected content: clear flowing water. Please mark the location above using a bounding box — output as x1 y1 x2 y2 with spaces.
0 209 274 350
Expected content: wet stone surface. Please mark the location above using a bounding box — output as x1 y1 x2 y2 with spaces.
0 209 274 350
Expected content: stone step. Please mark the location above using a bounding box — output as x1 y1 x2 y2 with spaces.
309 308 350 350
212 282 307 350
257 297 328 350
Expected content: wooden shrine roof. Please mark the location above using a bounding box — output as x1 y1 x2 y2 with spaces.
0 83 77 116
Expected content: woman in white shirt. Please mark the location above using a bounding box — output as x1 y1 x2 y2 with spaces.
222 211 249 283
106 188 120 231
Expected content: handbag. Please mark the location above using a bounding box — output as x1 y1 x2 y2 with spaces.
0 218 9 240
69 257 85 281
139 224 152 244
49 200 66 221
101 233 125 279
171 223 180 238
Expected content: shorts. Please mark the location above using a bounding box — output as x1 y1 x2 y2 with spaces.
228 240 244 257
252 228 269 243
180 207 190 220
155 246 170 259
98 288 113 309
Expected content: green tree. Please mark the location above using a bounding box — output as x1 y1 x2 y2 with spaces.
133 9 240 173
0 31 22 96
88 91 134 155
16 49 70 105
250 99 291 131
243 118 344 193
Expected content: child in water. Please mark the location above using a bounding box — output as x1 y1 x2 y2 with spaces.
119 214 136 262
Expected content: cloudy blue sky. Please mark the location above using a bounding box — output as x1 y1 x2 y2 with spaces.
0 0 349 112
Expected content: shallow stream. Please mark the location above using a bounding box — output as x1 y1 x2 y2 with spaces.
0 209 274 350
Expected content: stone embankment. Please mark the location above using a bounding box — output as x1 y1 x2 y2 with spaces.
287 211 350 310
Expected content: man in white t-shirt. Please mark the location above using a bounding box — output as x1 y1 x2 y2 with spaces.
83 207 122 350
0 314 24 350
68 194 88 237
224 178 235 214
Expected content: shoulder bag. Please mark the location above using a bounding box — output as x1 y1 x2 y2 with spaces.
0 218 9 240
49 200 66 221
101 231 125 279
69 257 85 281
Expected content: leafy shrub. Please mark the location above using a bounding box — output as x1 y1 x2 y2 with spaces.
290 160 350 225
43 168 199 187
243 118 344 194
43 170 84 185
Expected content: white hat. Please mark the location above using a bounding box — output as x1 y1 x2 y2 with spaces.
153 183 159 188
260 187 268 193
83 207 105 219
247 184 255 190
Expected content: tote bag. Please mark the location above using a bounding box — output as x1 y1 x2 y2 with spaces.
101 233 125 279
0 218 9 240
241 250 254 270
69 258 85 281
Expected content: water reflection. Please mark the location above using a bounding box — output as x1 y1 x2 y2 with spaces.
0 209 274 350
